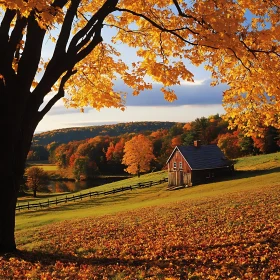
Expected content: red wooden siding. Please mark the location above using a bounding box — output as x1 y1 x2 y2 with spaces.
168 150 191 173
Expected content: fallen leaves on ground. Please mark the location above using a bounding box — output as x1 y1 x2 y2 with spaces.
1 185 280 279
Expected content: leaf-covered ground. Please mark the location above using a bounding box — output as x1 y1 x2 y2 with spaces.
1 185 280 279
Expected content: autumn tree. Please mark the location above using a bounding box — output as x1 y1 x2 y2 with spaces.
217 132 242 159
122 135 155 177
26 145 49 161
72 156 98 181
1 0 280 253
252 127 280 154
25 167 49 198
105 138 125 173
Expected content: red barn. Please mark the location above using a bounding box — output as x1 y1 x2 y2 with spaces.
166 141 234 187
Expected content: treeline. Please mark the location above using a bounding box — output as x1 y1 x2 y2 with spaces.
28 115 280 179
33 121 178 146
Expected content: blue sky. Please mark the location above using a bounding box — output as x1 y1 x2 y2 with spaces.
35 16 227 133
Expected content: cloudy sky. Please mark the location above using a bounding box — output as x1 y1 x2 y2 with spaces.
35 24 227 133
36 78 227 133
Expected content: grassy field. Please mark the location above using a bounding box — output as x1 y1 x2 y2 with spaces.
26 161 58 172
1 153 280 279
234 152 280 170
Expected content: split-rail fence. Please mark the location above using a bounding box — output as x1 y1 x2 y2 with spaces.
16 178 168 212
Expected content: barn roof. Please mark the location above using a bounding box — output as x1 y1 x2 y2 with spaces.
167 145 232 170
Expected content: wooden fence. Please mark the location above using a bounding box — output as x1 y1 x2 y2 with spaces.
16 178 168 212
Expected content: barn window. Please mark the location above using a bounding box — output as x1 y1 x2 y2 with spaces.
173 162 177 169
179 162 183 169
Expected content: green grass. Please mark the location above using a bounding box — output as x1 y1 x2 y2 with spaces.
234 151 280 170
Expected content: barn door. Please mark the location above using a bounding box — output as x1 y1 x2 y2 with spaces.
176 171 184 186
184 173 192 186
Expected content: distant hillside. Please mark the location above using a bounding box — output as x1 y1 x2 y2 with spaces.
33 121 179 146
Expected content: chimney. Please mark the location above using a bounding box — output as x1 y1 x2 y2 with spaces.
194 140 201 148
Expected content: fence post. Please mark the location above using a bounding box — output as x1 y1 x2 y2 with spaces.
56 197 58 205
48 199 50 208
65 196 68 203
80 193 82 200
28 202 29 210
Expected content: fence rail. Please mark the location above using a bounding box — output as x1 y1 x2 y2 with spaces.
16 178 168 212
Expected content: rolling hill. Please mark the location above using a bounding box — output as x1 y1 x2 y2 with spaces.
33 121 180 145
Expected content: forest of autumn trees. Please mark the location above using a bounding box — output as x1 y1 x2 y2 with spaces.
27 117 280 180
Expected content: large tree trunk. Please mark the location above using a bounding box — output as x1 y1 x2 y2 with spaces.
0 106 37 253
0 176 19 252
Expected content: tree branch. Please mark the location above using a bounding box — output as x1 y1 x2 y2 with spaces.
115 7 200 47
68 0 118 55
172 0 203 25
53 0 80 58
0 9 16 47
6 14 27 68
240 39 280 58
17 11 46 93
38 69 77 120
34 0 118 104
0 9 17 76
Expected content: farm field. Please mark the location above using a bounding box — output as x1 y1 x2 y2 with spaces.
1 153 280 279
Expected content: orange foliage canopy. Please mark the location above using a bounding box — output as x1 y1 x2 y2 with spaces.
0 0 280 135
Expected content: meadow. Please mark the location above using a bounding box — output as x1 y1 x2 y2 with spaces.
1 153 280 279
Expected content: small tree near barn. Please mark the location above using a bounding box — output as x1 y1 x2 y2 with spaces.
26 167 49 198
